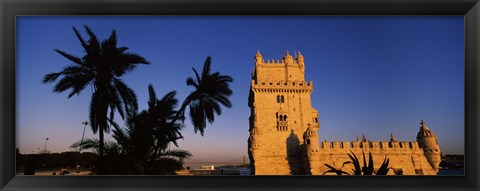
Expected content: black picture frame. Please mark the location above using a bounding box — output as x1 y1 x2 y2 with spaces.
1 0 478 190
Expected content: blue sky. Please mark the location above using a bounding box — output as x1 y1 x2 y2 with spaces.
16 16 464 163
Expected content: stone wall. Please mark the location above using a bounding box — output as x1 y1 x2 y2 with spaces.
307 141 437 175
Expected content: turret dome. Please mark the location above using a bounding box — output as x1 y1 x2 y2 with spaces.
256 49 262 57
283 50 294 64
303 124 317 138
417 119 436 137
297 50 304 58
284 50 293 58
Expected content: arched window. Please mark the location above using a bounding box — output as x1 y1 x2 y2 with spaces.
276 95 280 103
306 139 311 144
276 114 288 132
281 95 285 103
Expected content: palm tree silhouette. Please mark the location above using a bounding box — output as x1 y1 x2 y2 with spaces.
43 25 149 174
172 56 233 136
109 85 190 174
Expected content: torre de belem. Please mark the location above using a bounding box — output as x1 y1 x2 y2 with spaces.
247 50 442 175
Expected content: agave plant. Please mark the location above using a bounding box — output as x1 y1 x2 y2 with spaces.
347 151 391 175
322 161 352 175
323 151 391 175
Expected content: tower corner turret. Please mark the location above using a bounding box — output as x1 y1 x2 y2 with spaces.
283 50 294 65
416 120 441 173
296 50 304 65
255 49 264 65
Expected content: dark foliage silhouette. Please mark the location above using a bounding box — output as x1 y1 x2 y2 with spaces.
110 85 191 174
72 85 191 174
323 151 392 175
43 25 149 173
171 56 233 136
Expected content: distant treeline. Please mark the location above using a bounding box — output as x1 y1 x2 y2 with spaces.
16 150 181 175
440 154 464 169
17 151 97 172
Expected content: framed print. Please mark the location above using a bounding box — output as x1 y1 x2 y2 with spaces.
1 0 479 191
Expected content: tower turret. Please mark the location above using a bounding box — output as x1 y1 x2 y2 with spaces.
283 50 294 65
303 123 320 174
248 126 260 175
296 50 304 65
416 120 441 172
255 50 263 65
304 124 319 149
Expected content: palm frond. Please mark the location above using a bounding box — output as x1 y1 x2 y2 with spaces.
163 149 192 159
70 138 99 150
112 52 149 77
201 56 212 80
42 72 62 84
147 84 157 109
53 49 85 66
186 77 199 88
191 67 201 85
72 26 89 52
113 78 138 116
83 25 100 54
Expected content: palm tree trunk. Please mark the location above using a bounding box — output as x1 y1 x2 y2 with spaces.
97 91 108 175
98 127 105 174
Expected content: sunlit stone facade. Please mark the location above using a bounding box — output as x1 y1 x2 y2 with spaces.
247 51 441 175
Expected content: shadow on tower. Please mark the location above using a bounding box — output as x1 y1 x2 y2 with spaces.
286 130 305 175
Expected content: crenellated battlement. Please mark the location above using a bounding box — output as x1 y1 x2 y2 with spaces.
258 59 302 65
251 79 313 94
252 80 312 89
316 141 421 152
252 50 307 85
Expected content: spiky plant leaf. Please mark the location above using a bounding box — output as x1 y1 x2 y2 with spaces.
363 152 374 175
348 151 362 175
376 157 390 175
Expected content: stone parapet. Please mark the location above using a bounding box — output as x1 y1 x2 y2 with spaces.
251 80 313 93
318 141 421 152
257 59 302 65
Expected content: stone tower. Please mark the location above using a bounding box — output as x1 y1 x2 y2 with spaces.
248 50 319 175
416 120 441 173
